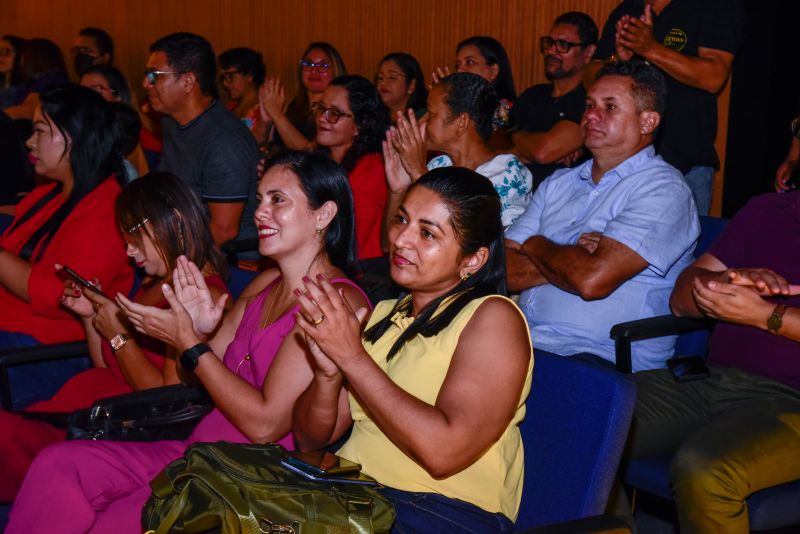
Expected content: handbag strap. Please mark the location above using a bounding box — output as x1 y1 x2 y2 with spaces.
346 496 375 534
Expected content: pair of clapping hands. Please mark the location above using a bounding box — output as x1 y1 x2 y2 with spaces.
104 256 367 375
383 110 428 196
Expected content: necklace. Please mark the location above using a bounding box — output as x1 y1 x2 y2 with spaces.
259 279 297 329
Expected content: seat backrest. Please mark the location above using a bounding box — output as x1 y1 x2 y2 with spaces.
673 215 728 357
515 352 636 530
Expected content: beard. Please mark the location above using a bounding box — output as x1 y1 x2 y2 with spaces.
544 55 572 81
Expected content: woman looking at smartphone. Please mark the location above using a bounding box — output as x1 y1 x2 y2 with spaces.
293 167 533 532
7 151 370 533
0 84 133 404
0 172 228 502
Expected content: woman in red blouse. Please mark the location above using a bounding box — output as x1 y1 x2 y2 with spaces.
0 85 134 405
314 75 390 259
0 172 228 501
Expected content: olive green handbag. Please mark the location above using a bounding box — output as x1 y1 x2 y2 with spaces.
142 441 395 534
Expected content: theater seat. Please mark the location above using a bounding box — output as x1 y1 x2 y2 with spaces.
515 351 636 531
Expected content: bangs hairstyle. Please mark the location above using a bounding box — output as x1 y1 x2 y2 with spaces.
262 151 356 272
219 47 266 87
329 74 390 173
115 172 227 279
456 36 517 101
378 52 428 113
364 167 505 360
438 72 498 144
7 84 123 261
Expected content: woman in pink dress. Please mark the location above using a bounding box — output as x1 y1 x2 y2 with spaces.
6 151 370 533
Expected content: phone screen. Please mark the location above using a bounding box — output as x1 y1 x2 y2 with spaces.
284 451 361 476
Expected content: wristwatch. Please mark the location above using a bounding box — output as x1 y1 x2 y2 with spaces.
110 333 130 352
180 343 211 372
767 304 788 335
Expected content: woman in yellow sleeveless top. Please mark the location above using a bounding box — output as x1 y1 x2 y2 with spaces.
294 167 533 532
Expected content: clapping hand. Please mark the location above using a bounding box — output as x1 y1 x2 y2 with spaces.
258 75 286 121
293 275 369 377
390 109 428 181
428 66 451 90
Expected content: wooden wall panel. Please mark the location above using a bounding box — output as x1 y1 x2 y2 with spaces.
1 0 730 214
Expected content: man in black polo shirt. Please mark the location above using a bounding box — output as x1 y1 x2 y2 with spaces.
510 12 597 190
144 32 258 247
591 0 744 215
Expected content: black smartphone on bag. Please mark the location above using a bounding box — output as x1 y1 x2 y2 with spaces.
667 356 711 382
282 450 361 476
59 265 106 297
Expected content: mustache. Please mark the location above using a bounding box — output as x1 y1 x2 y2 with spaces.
545 55 562 65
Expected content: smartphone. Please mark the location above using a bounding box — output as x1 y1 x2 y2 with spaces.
60 265 106 297
280 460 377 486
283 450 361 477
667 356 710 382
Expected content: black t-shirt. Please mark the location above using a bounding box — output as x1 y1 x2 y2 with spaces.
596 0 744 173
159 100 259 243
510 83 587 183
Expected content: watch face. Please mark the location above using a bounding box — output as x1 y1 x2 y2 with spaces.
110 333 129 351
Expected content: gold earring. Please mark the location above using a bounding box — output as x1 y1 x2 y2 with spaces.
316 227 323 236
461 272 471 281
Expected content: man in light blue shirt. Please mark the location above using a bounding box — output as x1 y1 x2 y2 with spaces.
506 60 699 371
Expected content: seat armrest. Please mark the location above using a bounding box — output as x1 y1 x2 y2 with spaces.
610 315 712 374
0 341 89 410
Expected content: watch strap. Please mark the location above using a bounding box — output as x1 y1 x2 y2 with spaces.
767 304 788 335
180 343 211 372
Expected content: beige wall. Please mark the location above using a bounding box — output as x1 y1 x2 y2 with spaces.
2 0 730 213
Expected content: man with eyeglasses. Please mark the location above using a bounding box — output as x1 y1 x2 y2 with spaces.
591 0 745 215
71 27 113 77
509 12 598 191
144 32 259 251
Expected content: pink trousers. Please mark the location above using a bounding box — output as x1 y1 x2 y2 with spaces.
6 439 185 533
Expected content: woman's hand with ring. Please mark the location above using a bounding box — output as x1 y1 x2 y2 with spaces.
294 275 369 372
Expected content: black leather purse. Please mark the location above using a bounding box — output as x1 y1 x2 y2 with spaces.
60 384 213 441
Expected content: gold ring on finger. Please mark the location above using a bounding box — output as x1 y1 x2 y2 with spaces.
312 315 326 326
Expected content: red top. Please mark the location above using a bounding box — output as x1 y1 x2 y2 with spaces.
349 153 388 260
0 178 134 343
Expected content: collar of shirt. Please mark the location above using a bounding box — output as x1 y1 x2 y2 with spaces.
578 145 657 186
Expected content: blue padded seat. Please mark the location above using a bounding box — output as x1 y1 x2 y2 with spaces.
515 352 636 530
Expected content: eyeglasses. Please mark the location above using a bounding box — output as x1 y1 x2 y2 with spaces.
219 70 241 83
0 47 14 58
540 37 592 54
87 84 119 97
375 73 406 84
126 218 149 234
300 59 332 72
311 102 353 124
144 69 181 84
70 46 98 57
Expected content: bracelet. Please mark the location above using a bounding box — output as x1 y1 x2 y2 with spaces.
791 117 800 139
